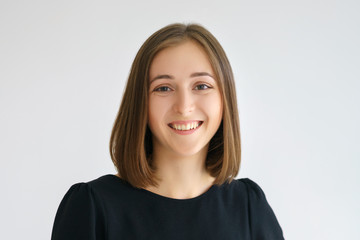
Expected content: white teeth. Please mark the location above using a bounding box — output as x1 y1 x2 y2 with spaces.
170 122 201 131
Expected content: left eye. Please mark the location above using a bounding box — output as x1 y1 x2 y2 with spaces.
194 84 211 90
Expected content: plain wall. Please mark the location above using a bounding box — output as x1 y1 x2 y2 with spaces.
1 0 359 239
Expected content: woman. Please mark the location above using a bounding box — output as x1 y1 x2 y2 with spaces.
51 23 284 240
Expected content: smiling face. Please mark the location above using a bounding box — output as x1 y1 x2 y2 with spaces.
148 40 223 158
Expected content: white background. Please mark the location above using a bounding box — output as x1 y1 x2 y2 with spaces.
1 0 359 239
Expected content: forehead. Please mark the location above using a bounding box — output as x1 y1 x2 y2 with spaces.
149 40 215 78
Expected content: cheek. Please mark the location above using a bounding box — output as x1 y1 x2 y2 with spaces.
148 96 171 127
199 93 223 123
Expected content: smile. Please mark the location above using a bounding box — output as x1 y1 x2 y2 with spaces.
168 121 203 131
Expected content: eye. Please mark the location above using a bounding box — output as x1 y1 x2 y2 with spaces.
153 86 172 92
194 84 212 90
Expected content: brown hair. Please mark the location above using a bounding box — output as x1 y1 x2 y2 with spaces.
109 23 241 189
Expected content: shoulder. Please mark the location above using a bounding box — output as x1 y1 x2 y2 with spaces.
54 176 113 214
231 177 276 212
63 174 131 202
52 177 112 239
59 175 118 196
234 178 267 199
88 174 133 195
52 175 128 239
232 178 284 239
222 178 266 199
54 175 127 214
61 181 95 205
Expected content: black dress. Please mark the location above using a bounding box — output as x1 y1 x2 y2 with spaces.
51 175 284 240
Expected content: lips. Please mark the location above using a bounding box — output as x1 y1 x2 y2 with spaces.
168 121 203 131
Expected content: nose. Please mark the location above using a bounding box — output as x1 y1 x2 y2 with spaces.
173 88 195 115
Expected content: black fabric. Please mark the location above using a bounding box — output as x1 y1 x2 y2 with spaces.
51 175 284 240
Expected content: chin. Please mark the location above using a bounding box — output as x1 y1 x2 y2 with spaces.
170 145 208 158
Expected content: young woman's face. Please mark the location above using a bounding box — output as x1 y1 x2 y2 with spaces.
148 40 223 157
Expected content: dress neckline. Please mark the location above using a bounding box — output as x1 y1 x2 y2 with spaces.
107 174 218 202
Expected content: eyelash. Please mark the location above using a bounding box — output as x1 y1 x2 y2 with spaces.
153 86 172 92
194 84 212 90
153 84 212 92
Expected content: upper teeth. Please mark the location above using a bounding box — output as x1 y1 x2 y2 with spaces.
171 122 201 131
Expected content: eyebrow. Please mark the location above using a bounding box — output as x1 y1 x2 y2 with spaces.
150 72 215 83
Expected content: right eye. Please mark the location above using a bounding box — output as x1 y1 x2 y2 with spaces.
153 86 172 92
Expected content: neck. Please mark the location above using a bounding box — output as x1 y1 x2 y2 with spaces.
146 145 215 199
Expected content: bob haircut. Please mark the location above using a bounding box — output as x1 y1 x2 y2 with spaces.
110 23 241 189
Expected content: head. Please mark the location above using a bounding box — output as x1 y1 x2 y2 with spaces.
109 23 241 189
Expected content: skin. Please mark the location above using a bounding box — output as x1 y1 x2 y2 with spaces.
146 40 223 199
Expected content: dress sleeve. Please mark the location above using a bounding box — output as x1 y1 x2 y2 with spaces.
243 179 285 240
51 183 106 240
